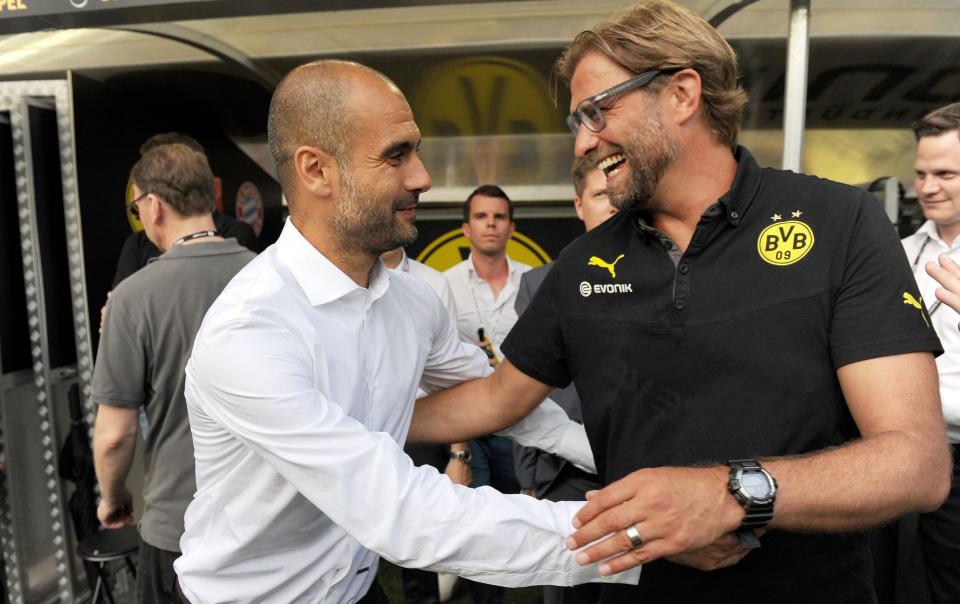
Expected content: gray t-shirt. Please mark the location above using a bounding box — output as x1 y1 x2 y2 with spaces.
92 239 255 552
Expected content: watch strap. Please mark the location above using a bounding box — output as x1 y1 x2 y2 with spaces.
740 500 774 529
727 459 777 537
735 528 763 549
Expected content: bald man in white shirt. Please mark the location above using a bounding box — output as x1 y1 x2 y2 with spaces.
173 60 637 603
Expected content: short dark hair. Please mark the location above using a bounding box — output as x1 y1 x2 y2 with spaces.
912 102 960 141
139 132 204 156
463 185 513 223
130 143 215 217
267 60 399 199
570 156 597 197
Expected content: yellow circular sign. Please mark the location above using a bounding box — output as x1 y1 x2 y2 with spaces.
414 56 559 137
416 228 551 272
757 220 815 266
125 178 144 233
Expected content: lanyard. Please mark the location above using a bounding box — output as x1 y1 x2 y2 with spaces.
912 238 943 317
173 230 218 247
469 275 494 343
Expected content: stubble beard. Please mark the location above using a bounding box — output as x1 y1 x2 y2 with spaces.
332 168 419 257
610 108 680 213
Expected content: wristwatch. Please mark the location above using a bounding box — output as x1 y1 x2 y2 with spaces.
448 449 472 463
726 459 777 549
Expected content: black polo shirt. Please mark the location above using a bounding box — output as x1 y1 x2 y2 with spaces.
502 147 941 603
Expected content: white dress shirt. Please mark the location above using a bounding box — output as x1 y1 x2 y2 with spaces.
394 249 459 328
175 220 636 603
444 254 531 360
903 220 960 443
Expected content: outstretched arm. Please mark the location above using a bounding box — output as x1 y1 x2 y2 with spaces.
188 318 637 587
409 360 553 443
566 352 951 576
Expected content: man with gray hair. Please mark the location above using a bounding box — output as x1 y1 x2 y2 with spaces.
901 101 960 603
92 143 255 603
173 60 636 603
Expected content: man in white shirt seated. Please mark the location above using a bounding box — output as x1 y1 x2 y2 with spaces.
173 59 640 603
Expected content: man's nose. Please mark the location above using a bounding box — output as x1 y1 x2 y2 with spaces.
919 176 939 197
407 154 432 193
574 123 599 158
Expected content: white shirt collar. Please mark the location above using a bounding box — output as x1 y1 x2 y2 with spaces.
275 219 391 307
915 220 960 250
916 220 941 245
396 248 411 274
466 252 520 279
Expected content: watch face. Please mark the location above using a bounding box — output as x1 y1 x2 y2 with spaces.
740 471 772 499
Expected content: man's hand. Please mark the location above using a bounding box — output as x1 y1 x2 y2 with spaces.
667 531 757 571
97 487 134 529
476 340 498 367
565 466 743 575
445 459 472 486
927 254 960 325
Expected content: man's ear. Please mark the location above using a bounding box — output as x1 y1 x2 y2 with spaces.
147 194 163 224
294 145 337 198
461 222 471 239
573 196 586 222
669 68 703 127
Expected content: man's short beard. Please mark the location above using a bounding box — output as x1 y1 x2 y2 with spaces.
332 167 418 257
610 109 679 212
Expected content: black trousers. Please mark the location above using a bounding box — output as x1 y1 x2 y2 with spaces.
359 580 390 604
138 539 179 604
391 443 447 604
918 443 960 603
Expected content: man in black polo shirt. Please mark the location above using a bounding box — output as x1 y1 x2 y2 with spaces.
411 1 951 602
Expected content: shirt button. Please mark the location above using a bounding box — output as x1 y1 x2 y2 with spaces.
678 263 689 274
675 299 686 311
662 240 673 250
730 211 739 220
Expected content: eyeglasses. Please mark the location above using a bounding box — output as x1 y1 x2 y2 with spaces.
566 68 679 135
126 192 149 219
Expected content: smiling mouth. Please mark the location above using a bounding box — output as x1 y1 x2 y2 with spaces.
395 203 418 212
598 153 626 178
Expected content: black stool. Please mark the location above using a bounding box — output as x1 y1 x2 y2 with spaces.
77 526 138 604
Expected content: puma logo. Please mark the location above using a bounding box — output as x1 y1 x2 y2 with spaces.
903 292 929 327
588 254 625 278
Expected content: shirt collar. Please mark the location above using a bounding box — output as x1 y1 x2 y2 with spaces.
913 221 960 251
396 248 411 273
716 145 762 226
916 220 938 241
275 219 391 306
631 145 762 239
466 253 520 278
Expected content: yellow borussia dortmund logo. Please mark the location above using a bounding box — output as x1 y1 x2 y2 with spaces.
903 292 930 327
757 216 814 266
588 254 625 278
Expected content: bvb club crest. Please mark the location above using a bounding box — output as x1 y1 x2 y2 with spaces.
757 211 815 266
